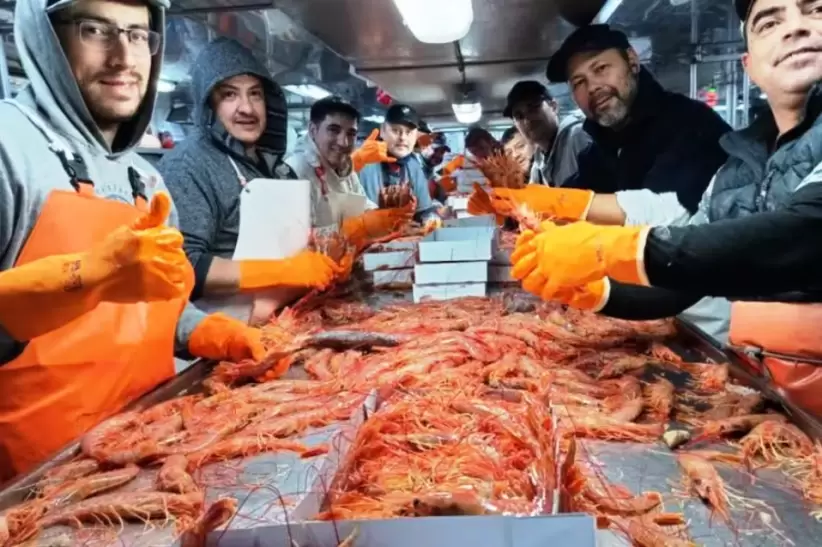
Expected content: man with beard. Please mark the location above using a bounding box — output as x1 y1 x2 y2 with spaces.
0 0 271 479
511 0 822 417
285 96 414 238
159 38 342 322
358 104 442 224
501 80 591 187
473 25 731 227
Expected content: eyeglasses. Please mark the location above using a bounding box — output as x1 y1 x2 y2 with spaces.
57 19 161 56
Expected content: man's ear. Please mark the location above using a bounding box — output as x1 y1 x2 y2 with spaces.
626 48 641 75
308 122 318 139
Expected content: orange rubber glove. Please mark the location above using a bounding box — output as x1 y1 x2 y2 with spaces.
466 183 508 225
238 250 342 291
439 175 457 194
490 186 594 221
511 221 650 296
351 129 396 173
0 192 190 341
341 203 415 248
188 312 266 362
441 155 465 176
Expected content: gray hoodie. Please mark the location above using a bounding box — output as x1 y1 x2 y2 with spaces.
0 0 206 363
158 38 295 301
529 113 591 187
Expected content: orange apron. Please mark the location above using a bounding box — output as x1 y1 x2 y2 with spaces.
0 104 188 481
729 301 822 417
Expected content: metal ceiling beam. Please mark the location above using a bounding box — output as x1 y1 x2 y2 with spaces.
168 2 274 15
360 56 551 74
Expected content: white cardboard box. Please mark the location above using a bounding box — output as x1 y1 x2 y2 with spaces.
418 226 497 263
446 196 469 210
372 268 414 289
216 514 597 547
413 282 487 303
362 250 415 272
444 214 495 228
415 261 488 285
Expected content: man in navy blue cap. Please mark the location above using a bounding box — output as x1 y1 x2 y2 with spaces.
471 23 733 341
358 104 441 223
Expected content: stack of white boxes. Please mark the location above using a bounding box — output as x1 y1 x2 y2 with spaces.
412 223 498 303
361 239 417 290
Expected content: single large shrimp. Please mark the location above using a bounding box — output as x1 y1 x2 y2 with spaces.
677 453 731 525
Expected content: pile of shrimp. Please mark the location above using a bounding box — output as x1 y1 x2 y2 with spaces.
5 292 819 547
319 388 557 520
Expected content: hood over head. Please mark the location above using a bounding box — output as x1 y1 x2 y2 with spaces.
191 37 288 163
14 0 168 155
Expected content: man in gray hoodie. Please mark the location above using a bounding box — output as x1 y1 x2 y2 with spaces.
159 38 341 321
0 0 269 480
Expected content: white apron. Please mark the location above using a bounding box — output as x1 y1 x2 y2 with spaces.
193 158 311 324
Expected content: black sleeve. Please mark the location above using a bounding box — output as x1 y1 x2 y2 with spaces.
636 113 730 213
599 280 702 320
644 181 822 297
563 145 617 193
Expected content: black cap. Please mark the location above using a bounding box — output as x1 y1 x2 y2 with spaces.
419 119 432 134
309 96 360 124
503 81 553 118
384 104 422 129
546 24 632 83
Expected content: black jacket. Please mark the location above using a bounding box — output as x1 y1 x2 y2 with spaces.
566 69 732 214
602 84 822 319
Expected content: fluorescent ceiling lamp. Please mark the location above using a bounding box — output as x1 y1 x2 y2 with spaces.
364 115 385 123
392 0 474 44
283 84 331 100
157 79 176 93
451 101 482 124
594 0 623 23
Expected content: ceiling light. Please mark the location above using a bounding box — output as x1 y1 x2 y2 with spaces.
594 0 623 23
364 115 385 123
157 79 176 93
451 101 482 124
283 84 331 100
392 0 474 44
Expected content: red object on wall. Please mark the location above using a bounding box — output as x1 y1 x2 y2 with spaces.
376 88 392 106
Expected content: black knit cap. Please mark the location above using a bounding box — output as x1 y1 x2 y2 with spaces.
546 24 632 83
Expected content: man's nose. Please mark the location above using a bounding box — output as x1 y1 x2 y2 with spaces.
237 95 255 114
107 33 137 68
782 10 812 42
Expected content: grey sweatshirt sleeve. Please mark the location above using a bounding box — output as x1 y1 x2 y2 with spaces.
158 157 221 301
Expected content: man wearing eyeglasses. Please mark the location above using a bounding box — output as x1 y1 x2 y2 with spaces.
0 0 269 480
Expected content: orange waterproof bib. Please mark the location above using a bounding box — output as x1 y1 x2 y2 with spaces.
729 301 822 417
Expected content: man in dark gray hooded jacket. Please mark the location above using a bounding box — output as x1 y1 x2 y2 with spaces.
160 38 341 322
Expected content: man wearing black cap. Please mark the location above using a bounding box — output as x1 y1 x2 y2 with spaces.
479 25 730 228
501 80 591 187
359 104 441 223
510 0 822 417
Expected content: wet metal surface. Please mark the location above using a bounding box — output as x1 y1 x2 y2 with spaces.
588 440 820 547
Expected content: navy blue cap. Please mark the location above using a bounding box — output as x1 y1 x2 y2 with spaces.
546 24 632 83
385 104 422 129
503 81 553 118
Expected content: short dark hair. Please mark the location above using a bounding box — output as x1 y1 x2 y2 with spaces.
309 97 360 125
500 126 519 145
465 126 496 149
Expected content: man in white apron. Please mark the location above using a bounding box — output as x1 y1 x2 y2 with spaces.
285 97 416 244
159 38 342 324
